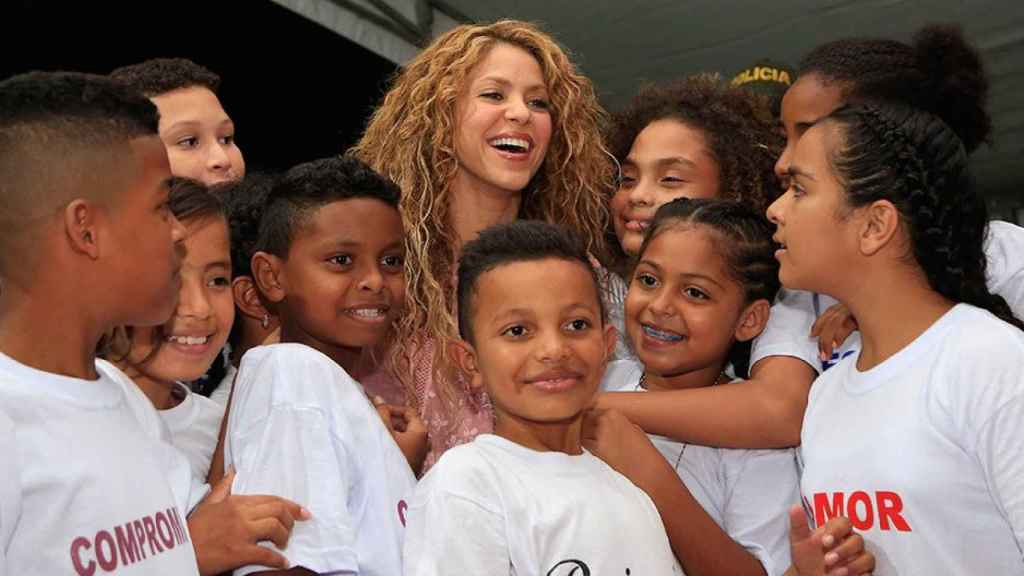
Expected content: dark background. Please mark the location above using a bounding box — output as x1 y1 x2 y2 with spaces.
3 0 399 174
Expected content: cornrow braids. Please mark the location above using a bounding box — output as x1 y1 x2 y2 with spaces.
640 197 780 376
799 24 991 154
825 102 1022 331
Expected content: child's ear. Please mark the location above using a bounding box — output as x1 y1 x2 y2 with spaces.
734 299 771 343
859 199 901 256
232 276 273 320
64 199 101 259
602 322 618 360
452 339 484 392
251 251 286 304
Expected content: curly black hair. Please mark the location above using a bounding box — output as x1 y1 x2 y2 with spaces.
212 173 278 280
799 24 990 154
256 155 401 259
825 102 1021 331
110 57 221 98
610 74 783 217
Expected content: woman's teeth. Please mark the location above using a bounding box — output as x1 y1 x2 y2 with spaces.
166 335 209 345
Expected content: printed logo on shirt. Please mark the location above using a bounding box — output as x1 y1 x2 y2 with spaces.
545 560 639 575
69 507 190 575
821 349 856 372
811 491 912 532
398 499 408 527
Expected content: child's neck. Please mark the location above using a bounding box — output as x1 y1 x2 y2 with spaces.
834 264 953 371
118 364 180 410
449 176 522 250
0 280 102 380
280 322 367 380
494 412 584 455
641 361 728 392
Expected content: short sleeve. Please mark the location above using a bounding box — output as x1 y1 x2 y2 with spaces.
0 412 21 576
984 221 1024 318
750 288 821 372
721 450 801 576
231 404 356 575
972 395 1024 557
403 484 508 576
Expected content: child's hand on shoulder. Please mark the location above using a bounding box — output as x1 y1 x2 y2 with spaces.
811 303 858 363
188 468 311 575
581 408 670 487
374 396 429 475
786 505 875 576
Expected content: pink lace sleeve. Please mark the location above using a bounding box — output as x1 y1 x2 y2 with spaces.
410 338 493 472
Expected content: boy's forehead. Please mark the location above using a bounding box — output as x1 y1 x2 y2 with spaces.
151 86 228 123
473 258 601 315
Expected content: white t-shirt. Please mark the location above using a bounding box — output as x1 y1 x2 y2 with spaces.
225 343 416 576
800 304 1024 574
0 354 201 576
160 382 224 485
209 362 236 408
603 360 799 576
752 220 1024 373
404 433 682 576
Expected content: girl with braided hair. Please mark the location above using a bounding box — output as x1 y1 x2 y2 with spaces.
597 24 1024 452
766 100 1024 574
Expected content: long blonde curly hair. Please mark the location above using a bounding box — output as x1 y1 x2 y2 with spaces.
352 20 614 410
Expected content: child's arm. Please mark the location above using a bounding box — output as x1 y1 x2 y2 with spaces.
595 355 815 449
582 409 768 575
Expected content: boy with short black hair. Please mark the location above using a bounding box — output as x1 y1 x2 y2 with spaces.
111 58 245 185
404 220 683 575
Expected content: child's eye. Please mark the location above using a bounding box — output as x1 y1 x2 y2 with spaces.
634 272 659 288
502 325 528 338
218 134 235 146
176 136 199 149
684 287 709 300
328 254 353 267
618 175 636 189
207 276 231 288
660 176 684 185
565 318 591 332
381 254 404 269
481 91 503 101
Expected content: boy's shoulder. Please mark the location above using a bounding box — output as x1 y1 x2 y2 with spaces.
237 343 366 404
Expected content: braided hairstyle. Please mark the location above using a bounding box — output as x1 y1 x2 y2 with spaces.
640 197 780 376
799 24 991 154
824 102 1022 330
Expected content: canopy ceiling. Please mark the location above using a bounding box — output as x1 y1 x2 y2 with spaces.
277 0 1024 216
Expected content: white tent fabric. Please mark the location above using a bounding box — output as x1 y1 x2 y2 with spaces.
275 0 1023 212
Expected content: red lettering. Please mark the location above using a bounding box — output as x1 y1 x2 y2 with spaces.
95 530 118 571
115 524 140 566
813 492 845 527
143 516 161 555
168 507 187 545
877 491 912 532
847 491 874 531
155 512 175 550
71 536 96 576
132 520 147 559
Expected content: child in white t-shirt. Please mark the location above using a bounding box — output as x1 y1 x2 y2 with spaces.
767 98 1024 572
404 220 681 575
603 197 802 575
0 71 199 575
224 156 423 575
599 197 873 575
103 178 231 484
